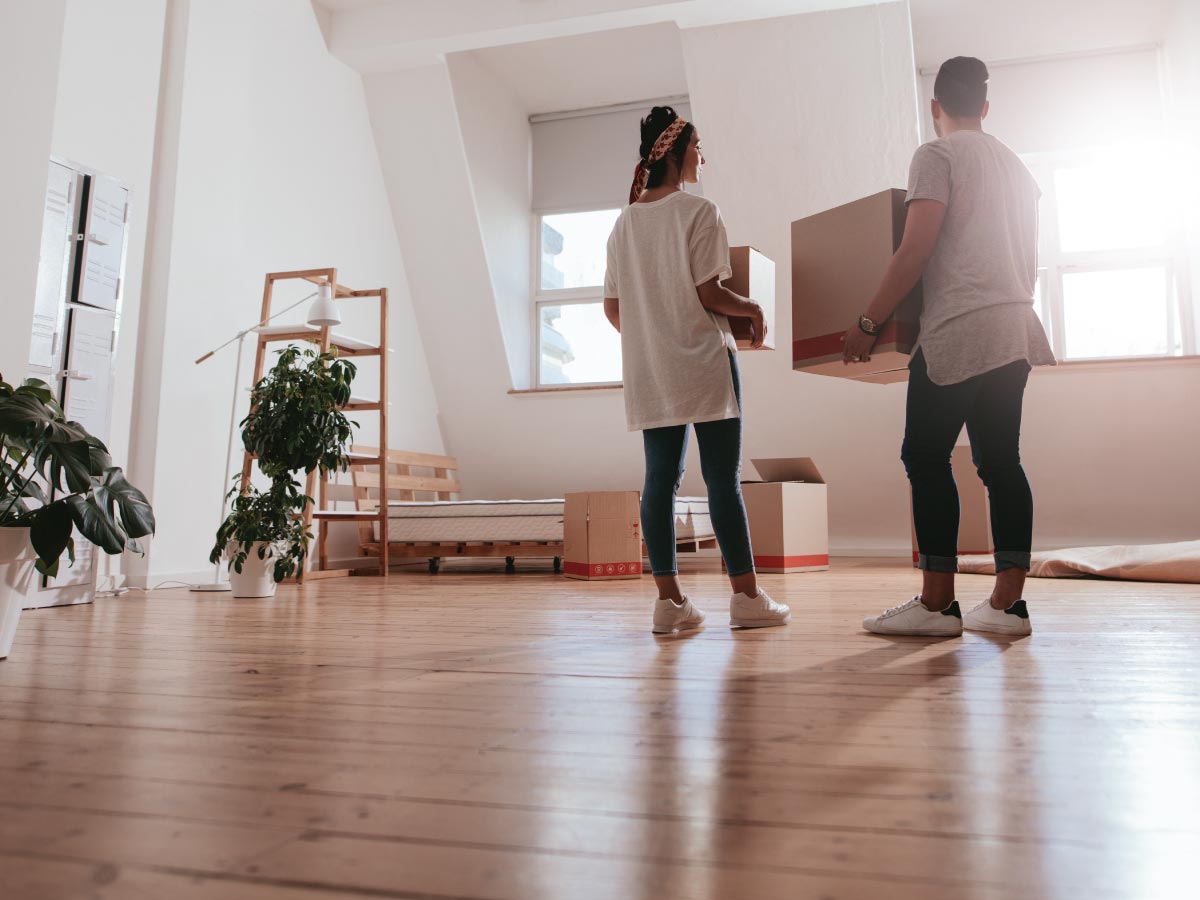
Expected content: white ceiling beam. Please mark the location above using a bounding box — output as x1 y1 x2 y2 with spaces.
323 0 879 72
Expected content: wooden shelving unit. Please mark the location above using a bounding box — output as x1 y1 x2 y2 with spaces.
239 268 390 581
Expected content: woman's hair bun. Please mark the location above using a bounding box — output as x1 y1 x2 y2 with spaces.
639 106 680 160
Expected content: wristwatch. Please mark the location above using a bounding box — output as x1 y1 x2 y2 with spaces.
858 314 881 336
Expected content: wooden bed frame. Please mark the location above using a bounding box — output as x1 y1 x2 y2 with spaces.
349 446 564 573
349 446 718 574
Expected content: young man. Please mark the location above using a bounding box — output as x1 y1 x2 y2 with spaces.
843 56 1056 637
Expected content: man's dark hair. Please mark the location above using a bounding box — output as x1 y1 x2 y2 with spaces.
934 56 989 118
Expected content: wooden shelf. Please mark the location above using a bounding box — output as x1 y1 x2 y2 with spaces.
242 268 391 582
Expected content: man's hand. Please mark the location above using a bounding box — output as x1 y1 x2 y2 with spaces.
842 324 877 364
749 305 767 349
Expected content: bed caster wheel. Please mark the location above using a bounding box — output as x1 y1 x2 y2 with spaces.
428 558 440 574
553 557 562 574
505 556 516 574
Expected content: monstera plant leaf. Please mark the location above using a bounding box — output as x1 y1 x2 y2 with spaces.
92 467 155 540
23 502 76 578
64 494 127 555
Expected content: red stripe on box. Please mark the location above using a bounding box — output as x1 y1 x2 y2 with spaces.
792 320 917 360
754 554 830 569
563 561 643 578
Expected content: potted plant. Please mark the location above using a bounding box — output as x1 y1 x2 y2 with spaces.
209 479 311 598
1 375 155 658
212 346 356 594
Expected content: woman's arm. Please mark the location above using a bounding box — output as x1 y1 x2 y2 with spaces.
696 278 766 349
604 297 620 333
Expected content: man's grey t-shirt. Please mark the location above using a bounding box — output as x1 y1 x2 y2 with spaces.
906 130 1055 385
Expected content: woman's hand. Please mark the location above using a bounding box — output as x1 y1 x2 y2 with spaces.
749 305 767 350
842 324 877 364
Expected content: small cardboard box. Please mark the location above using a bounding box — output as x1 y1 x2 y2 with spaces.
791 189 922 382
910 445 991 566
564 491 643 580
740 458 830 573
722 246 776 350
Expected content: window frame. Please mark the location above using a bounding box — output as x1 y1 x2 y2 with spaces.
1023 149 1196 362
531 205 624 389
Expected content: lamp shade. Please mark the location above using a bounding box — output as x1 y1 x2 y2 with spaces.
306 284 341 327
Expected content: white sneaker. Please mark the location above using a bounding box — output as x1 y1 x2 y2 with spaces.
652 596 705 634
730 589 791 629
863 596 963 637
964 599 1032 635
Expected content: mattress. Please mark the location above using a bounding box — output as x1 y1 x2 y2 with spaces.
375 497 713 544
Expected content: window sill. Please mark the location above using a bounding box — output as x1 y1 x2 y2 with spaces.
1035 355 1200 375
509 383 623 395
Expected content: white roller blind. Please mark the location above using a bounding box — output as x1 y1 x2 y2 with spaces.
532 101 693 211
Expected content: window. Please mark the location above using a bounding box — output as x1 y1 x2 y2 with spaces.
1024 144 1194 361
534 207 623 387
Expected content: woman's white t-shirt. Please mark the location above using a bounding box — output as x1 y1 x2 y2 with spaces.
604 192 739 432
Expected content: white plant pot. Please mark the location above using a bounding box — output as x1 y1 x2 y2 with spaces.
1 527 38 659
227 542 279 598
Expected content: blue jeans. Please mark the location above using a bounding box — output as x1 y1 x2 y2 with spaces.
641 352 755 577
903 349 1034 575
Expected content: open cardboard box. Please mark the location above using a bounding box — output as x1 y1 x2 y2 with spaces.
791 189 921 382
740 458 830 573
722 246 775 350
910 445 991 566
564 491 644 580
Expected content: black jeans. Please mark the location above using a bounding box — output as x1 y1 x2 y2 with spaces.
903 349 1033 574
641 352 754 577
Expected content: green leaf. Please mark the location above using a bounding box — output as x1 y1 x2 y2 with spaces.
65 494 128 555
24 502 75 575
93 467 156 540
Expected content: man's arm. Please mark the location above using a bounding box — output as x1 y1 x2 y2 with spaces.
843 199 945 363
603 297 620 332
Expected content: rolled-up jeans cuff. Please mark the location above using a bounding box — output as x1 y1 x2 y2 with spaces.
918 553 959 574
995 551 1031 573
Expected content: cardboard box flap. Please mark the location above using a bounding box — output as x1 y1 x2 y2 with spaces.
749 457 825 485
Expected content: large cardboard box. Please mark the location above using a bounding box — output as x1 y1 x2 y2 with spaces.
740 458 830 574
909 445 991 566
722 246 776 350
792 189 922 381
564 491 643 580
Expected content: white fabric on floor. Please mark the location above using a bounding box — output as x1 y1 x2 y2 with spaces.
958 541 1200 584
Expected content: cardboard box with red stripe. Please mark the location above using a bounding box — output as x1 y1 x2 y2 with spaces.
563 491 643 580
792 188 922 383
741 458 830 574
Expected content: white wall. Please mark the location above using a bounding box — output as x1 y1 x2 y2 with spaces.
446 52 534 389
1166 0 1200 346
371 3 927 555
916 48 1164 152
125 0 443 582
0 0 66 381
52 0 168 470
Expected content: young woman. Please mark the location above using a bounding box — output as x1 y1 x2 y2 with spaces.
844 58 1055 637
602 106 790 635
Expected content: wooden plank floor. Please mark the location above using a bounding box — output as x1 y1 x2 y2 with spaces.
2 558 1199 900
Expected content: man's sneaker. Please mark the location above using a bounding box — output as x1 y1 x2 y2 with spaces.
652 596 705 634
863 597 963 637
730 589 791 629
964 599 1032 636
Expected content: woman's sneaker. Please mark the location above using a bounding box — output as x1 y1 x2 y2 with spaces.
651 596 706 634
863 596 963 636
963 599 1032 635
730 589 791 628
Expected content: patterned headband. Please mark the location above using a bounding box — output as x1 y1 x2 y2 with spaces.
629 117 690 204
